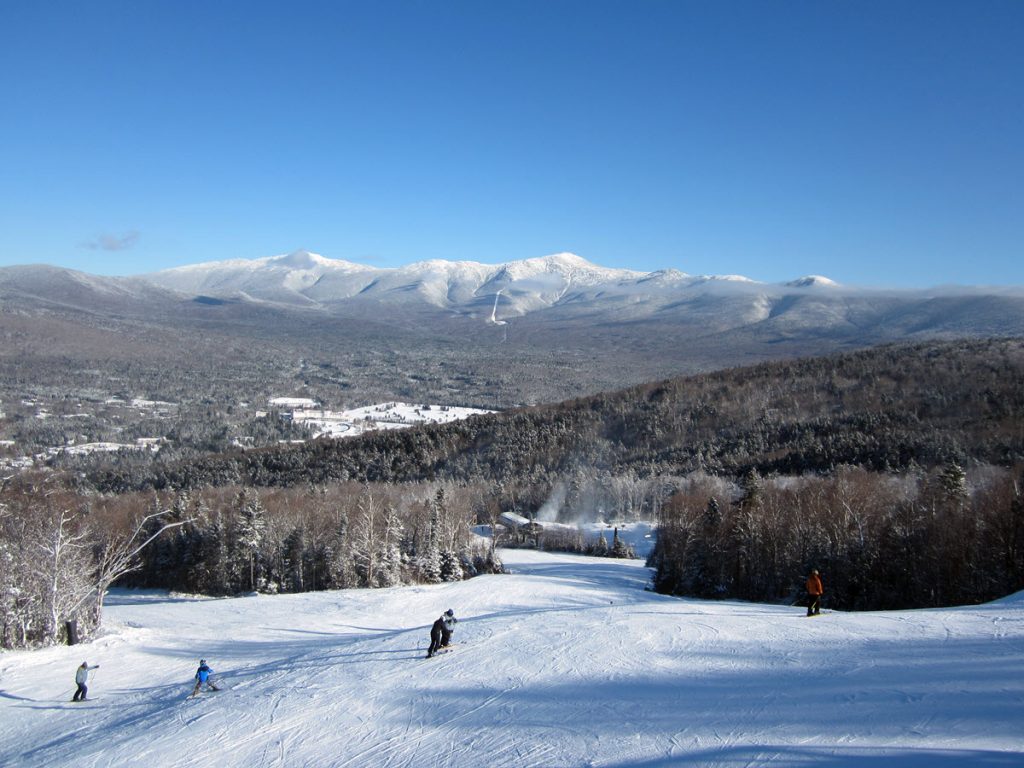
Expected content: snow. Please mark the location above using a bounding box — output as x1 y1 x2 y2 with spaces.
787 275 840 288
146 250 867 318
53 441 161 456
130 398 177 409
582 521 656 557
289 402 494 439
495 252 645 285
2 549 1023 767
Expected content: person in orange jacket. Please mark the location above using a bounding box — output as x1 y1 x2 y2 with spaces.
806 569 824 616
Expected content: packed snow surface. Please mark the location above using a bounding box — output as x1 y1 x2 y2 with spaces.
2 550 1023 767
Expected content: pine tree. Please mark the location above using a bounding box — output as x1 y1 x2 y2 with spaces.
417 492 444 583
439 549 463 582
610 526 633 558
282 525 306 592
683 496 721 597
233 489 267 592
739 470 762 510
329 510 356 589
378 504 405 587
940 462 968 502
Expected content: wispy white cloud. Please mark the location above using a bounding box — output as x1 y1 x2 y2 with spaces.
81 230 141 251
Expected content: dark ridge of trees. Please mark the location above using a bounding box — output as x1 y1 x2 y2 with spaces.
85 338 1024 494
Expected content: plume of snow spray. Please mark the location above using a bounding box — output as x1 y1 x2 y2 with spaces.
535 482 567 523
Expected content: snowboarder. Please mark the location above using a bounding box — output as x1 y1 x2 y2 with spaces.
806 569 824 616
191 659 220 696
440 608 457 648
426 614 447 658
72 661 99 702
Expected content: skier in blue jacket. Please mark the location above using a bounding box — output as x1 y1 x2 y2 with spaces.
191 659 220 696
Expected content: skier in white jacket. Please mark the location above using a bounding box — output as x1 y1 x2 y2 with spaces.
440 609 457 648
73 661 99 702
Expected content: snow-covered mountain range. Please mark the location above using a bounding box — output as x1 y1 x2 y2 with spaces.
3 250 1022 334
134 250 1024 335
3 251 1024 407
141 250 854 320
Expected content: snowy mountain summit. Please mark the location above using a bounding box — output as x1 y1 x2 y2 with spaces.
787 275 840 288
485 251 643 285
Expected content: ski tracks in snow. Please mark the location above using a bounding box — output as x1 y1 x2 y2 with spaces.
3 551 1024 766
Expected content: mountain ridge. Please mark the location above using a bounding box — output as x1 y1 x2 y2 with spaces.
130 249 1024 324
3 254 1024 413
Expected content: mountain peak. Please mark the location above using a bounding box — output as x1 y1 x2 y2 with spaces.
535 252 591 267
270 250 331 270
497 252 644 284
787 275 839 288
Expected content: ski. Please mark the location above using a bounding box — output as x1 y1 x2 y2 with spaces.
187 690 221 699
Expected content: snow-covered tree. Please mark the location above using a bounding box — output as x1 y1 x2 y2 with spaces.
351 488 380 587
282 525 307 592
377 504 405 587
232 490 267 592
34 509 95 645
415 491 444 583
940 462 968 503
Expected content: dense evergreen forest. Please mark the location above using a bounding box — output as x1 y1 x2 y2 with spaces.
88 338 1024 493
3 338 1023 649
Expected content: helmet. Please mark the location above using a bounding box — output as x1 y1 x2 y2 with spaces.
200 659 206 664
445 609 454 617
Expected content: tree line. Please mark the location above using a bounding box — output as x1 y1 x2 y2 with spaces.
0 478 501 650
131 483 500 596
5 338 1024 648
649 463 1024 610
85 338 1024 495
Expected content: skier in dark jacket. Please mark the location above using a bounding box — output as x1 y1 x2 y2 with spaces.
191 659 220 696
440 608 457 647
72 661 99 701
426 615 446 658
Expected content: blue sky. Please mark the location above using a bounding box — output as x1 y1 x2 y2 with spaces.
1 1 1021 287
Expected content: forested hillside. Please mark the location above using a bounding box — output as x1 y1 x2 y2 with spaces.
88 338 1024 493
89 337 1024 615
5 338 1023 650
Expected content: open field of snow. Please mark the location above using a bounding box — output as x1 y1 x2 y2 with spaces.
284 402 495 439
2 550 1023 767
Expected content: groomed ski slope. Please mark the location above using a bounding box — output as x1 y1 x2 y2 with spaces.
2 549 1023 767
